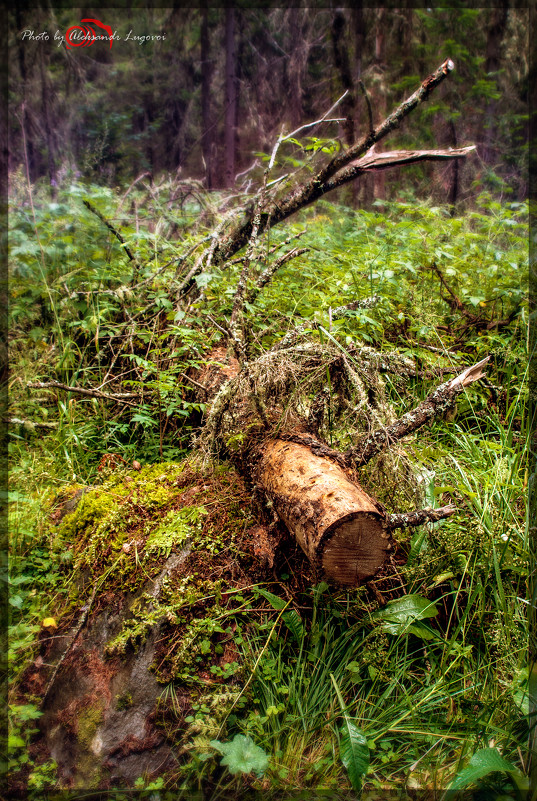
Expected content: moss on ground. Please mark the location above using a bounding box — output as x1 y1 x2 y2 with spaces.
48 458 271 689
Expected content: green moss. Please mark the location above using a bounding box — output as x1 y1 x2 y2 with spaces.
73 703 105 789
77 704 104 749
115 691 133 711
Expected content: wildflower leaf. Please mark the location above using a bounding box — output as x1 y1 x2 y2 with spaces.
210 734 269 777
372 594 438 636
339 720 369 792
447 747 519 796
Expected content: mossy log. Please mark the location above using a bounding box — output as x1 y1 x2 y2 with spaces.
257 438 389 586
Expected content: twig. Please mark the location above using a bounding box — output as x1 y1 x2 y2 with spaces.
5 417 58 429
28 381 140 402
386 503 457 530
42 583 98 706
115 171 152 215
82 199 140 268
248 247 309 306
331 296 379 320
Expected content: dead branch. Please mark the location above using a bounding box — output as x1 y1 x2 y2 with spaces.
321 146 475 196
386 503 457 530
345 356 489 468
248 247 309 304
5 417 58 429
331 296 379 319
28 381 140 401
83 199 140 269
42 582 98 706
428 261 467 313
208 60 459 267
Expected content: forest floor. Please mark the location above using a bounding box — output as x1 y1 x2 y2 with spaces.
7 181 530 799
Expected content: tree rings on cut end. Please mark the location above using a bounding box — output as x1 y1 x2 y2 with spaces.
320 512 389 586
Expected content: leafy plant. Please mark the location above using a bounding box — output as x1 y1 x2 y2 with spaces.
210 734 269 778
444 747 527 798
331 674 369 793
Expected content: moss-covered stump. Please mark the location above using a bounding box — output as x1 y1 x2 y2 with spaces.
30 459 312 791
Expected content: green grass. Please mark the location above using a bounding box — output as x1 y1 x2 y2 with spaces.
7 178 529 797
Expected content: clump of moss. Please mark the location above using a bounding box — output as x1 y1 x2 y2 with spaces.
52 459 252 595
48 458 258 688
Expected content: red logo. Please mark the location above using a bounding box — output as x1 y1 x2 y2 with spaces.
65 18 113 49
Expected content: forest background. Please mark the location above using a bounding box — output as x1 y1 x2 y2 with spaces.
5 4 535 799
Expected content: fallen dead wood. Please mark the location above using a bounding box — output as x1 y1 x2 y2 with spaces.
198 342 488 585
177 60 475 296
346 357 490 468
256 438 389 585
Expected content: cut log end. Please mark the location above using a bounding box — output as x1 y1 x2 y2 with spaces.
257 437 392 586
321 513 389 586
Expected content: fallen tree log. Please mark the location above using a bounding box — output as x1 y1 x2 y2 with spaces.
256 438 388 585
199 345 487 586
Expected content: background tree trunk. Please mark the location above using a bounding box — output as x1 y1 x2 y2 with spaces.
201 5 214 190
373 8 387 204
224 7 238 188
482 4 508 165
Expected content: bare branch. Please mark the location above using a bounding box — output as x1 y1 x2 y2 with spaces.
83 199 140 269
211 60 458 265
249 247 309 304
28 381 140 402
5 417 58 429
386 503 457 530
345 356 489 468
331 296 379 320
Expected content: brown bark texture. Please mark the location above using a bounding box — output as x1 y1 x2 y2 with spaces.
256 438 389 586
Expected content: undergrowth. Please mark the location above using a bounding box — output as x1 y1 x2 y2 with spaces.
7 176 529 798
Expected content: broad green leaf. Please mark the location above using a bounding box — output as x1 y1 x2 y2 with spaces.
447 747 518 795
373 594 438 635
339 720 369 792
210 735 269 777
330 674 369 792
255 587 304 641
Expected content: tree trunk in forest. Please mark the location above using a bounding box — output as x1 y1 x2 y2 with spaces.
224 7 238 188
201 5 214 190
482 5 508 165
331 9 356 147
286 8 305 129
447 119 459 210
373 8 387 204
39 47 57 196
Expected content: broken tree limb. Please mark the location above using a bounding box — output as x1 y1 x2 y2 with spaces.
345 356 489 468
28 381 140 402
82 199 141 271
331 296 379 319
386 504 457 530
321 146 476 195
177 60 463 295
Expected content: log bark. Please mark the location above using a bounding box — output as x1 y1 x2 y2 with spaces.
256 438 390 586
